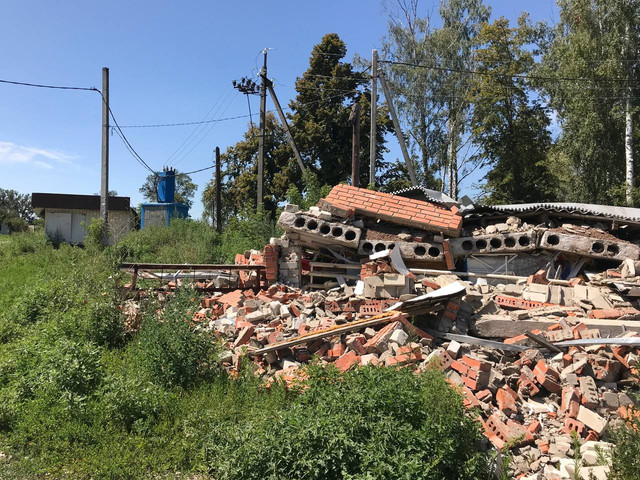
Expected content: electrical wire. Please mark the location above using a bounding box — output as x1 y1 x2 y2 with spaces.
92 89 157 174
172 90 238 168
116 113 254 128
0 78 98 91
0 76 158 174
380 59 634 83
166 88 232 166
182 165 215 175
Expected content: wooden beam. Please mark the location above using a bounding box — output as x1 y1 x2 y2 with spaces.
249 311 406 356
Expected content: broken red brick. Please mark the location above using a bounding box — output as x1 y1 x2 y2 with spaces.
335 351 360 372
496 386 519 416
562 418 586 437
460 355 492 372
528 420 541 434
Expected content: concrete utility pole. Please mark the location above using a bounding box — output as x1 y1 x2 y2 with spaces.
215 146 222 233
257 48 267 209
378 68 418 186
350 101 361 187
369 50 378 187
265 80 305 172
100 67 109 245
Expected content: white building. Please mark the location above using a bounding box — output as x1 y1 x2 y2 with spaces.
32 193 137 245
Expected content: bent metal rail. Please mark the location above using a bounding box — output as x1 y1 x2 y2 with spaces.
119 262 266 292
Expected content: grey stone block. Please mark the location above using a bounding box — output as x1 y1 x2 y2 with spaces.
278 212 361 249
448 230 537 257
539 230 640 262
357 239 444 262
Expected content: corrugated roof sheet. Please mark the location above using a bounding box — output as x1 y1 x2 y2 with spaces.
391 186 459 207
464 202 640 223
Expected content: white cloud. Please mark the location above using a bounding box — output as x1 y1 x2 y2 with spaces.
0 141 74 169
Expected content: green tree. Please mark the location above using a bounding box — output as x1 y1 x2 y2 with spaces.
0 189 34 224
382 0 445 188
382 0 490 198
202 112 296 225
289 33 393 188
470 16 556 203
203 33 396 224
538 0 640 205
139 171 197 207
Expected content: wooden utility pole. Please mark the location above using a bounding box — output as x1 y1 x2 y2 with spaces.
369 50 378 188
100 67 110 245
350 101 361 187
378 69 418 186
257 48 267 209
215 146 222 233
265 81 305 172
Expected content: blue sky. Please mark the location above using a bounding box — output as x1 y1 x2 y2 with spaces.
0 0 558 218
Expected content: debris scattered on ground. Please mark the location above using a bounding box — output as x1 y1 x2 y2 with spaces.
121 184 640 479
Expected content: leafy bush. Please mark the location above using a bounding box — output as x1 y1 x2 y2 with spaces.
217 207 281 261
83 217 107 251
285 169 332 211
46 228 65 249
8 280 70 326
101 375 169 432
6 231 47 255
207 364 490 480
611 415 640 479
44 338 102 400
136 288 218 388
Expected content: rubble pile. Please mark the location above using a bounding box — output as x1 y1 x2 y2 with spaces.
187 262 640 479
123 184 640 479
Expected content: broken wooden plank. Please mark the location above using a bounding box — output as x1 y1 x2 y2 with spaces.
249 311 407 356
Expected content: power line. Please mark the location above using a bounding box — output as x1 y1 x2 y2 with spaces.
182 165 215 175
0 75 157 174
380 59 634 83
172 90 238 168
93 89 157 174
0 78 98 91
166 88 232 166
116 113 254 128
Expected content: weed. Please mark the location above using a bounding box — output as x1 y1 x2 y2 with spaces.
136 287 219 388
571 430 582 480
207 364 490 480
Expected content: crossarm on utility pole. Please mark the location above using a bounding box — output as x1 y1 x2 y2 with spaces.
378 69 418 186
265 81 305 172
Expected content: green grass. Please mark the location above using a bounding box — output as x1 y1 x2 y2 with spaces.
0 223 490 479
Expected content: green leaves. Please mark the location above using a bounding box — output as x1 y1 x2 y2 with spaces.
469 16 555 204
208 365 490 480
136 287 218 389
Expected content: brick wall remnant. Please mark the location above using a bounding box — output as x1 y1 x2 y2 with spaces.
323 184 462 237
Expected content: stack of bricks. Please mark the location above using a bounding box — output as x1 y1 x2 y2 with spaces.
450 354 491 391
263 244 278 285
322 184 462 237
